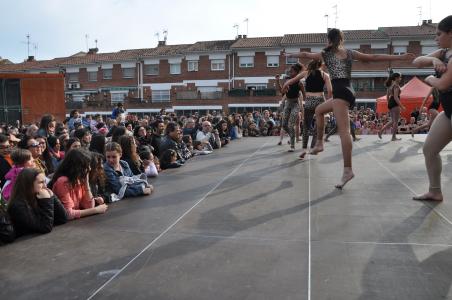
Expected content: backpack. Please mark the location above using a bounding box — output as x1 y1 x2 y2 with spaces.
0 196 15 245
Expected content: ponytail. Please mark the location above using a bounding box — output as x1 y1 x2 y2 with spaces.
385 72 401 88
307 59 322 75
324 28 344 52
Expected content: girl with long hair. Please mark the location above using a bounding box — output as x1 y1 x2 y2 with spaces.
7 168 67 236
50 149 108 220
285 28 414 188
378 72 406 141
118 135 144 175
412 15 452 201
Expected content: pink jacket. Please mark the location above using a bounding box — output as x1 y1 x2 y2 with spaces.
1 166 24 202
52 176 94 220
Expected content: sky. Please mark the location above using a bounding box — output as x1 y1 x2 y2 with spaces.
1 0 451 63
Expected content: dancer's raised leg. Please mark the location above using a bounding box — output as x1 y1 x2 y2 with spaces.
310 100 333 155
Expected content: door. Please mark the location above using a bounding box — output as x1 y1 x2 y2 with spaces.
0 79 22 125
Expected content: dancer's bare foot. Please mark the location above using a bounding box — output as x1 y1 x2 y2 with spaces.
411 130 415 138
391 137 402 141
378 131 382 139
413 191 443 202
335 169 355 189
310 143 324 155
299 150 307 160
324 138 330 142
353 137 361 142
277 141 282 146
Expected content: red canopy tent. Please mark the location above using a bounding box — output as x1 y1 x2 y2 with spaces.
376 77 436 119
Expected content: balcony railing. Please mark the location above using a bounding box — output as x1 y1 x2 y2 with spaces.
200 91 223 100
228 89 249 97
176 91 199 100
228 88 277 97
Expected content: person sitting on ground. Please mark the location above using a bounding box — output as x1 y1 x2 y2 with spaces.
89 152 110 203
259 110 276 136
159 122 186 164
2 149 36 202
160 149 182 170
89 134 106 156
25 124 39 138
247 122 260 137
0 134 13 187
150 120 165 158
50 149 108 220
216 120 231 146
196 121 221 149
7 168 67 236
103 142 153 200
37 114 56 138
65 137 82 153
47 135 64 165
36 136 56 176
19 137 48 176
111 126 126 144
118 135 145 176
134 125 152 151
74 128 92 150
139 150 159 177
183 118 197 140
192 140 213 155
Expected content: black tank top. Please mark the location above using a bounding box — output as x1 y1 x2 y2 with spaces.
286 78 301 99
437 49 452 118
305 70 325 93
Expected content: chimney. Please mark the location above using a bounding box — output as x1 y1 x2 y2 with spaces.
27 56 35 62
428 19 432 24
88 47 99 54
243 35 247 38
158 40 166 47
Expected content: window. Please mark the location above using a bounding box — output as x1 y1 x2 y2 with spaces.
103 69 113 80
239 56 254 68
393 46 407 55
170 63 181 75
67 73 78 83
422 46 438 56
152 90 171 102
246 84 267 90
267 56 279 67
111 92 127 103
122 68 135 78
188 61 199 72
144 64 159 75
372 48 387 54
88 71 97 82
211 59 225 71
286 57 299 65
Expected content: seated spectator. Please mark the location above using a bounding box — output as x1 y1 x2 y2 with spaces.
248 122 260 137
19 137 48 176
159 122 185 164
25 124 39 138
50 149 108 220
2 149 35 202
74 128 92 150
134 126 152 151
58 133 70 153
0 134 13 187
193 140 213 155
259 110 275 136
65 137 82 152
89 134 106 156
111 126 126 143
160 149 182 170
196 121 221 149
118 135 144 176
111 103 125 120
48 135 64 163
151 120 164 158
37 114 56 138
89 152 110 203
67 109 82 131
183 118 197 140
7 168 67 236
55 122 68 137
216 120 231 146
38 137 56 176
139 150 159 177
103 142 153 200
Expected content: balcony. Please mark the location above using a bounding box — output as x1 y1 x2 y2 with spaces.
228 88 276 97
176 91 199 100
176 91 223 100
200 91 223 100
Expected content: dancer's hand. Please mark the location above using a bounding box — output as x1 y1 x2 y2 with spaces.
432 58 447 74
425 75 436 85
402 53 416 61
401 105 407 111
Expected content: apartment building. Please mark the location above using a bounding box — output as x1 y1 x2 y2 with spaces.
0 21 437 116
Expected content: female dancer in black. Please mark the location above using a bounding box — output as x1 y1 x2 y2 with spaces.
412 15 452 201
285 29 414 189
378 72 406 141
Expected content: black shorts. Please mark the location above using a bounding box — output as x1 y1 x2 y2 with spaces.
332 79 356 107
388 97 399 110
440 91 452 119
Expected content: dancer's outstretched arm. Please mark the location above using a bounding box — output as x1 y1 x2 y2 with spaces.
420 87 434 109
413 50 448 74
425 62 452 91
352 51 415 62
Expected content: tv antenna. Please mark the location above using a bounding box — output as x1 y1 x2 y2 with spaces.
163 29 168 42
417 6 422 25
33 43 38 57
233 23 239 38
85 34 89 51
243 18 249 36
155 32 160 42
324 14 329 32
94 39 98 48
332 4 338 28
21 33 31 57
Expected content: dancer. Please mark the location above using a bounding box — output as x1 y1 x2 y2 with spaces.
412 15 452 202
275 74 287 146
297 60 333 160
378 72 406 141
280 64 306 152
410 87 441 136
285 28 414 188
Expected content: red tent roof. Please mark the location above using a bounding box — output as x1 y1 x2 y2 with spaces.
377 76 431 101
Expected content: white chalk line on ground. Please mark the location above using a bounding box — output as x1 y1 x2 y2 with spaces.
314 239 452 248
355 142 452 226
308 149 312 300
86 140 270 300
